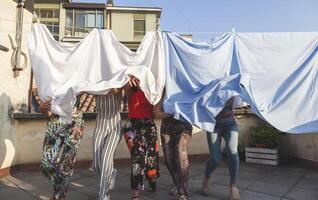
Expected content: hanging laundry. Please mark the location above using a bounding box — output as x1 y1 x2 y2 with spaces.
29 23 318 133
163 31 318 134
28 23 165 122
163 32 241 132
236 32 318 133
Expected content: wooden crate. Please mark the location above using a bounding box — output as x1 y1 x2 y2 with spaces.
245 147 279 166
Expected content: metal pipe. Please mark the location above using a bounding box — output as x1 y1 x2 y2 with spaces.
14 0 25 77
0 45 9 52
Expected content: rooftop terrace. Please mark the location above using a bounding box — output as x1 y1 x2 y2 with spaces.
1 161 318 200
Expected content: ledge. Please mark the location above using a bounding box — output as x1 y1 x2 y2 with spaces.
13 109 252 120
13 112 128 120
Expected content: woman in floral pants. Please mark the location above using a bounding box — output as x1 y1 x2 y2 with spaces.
154 90 192 200
39 100 84 200
123 76 160 200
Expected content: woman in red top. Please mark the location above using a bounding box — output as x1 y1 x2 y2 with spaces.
123 76 160 200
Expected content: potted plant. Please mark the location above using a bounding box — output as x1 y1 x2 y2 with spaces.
245 124 282 165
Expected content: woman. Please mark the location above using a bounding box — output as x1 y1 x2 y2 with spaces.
39 97 84 200
92 88 123 200
154 92 192 200
201 96 241 200
123 76 160 200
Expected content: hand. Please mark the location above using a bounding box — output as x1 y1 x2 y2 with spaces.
130 76 140 88
123 76 140 92
106 88 120 95
154 111 171 119
39 100 52 117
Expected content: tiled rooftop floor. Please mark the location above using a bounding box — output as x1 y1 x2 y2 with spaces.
1 161 318 200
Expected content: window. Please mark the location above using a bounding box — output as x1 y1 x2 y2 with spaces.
40 9 53 18
43 22 59 40
65 9 104 37
34 8 60 40
85 11 96 28
96 12 104 28
134 19 146 35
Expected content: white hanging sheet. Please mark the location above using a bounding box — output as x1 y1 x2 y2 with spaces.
28 23 165 122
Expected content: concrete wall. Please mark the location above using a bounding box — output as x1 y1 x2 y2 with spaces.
2 113 318 170
0 0 33 169
9 118 209 166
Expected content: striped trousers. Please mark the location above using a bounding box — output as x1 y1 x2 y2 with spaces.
93 97 122 200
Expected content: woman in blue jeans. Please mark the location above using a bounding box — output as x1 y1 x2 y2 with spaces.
201 97 241 200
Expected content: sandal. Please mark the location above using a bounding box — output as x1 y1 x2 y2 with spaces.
179 194 188 200
230 185 240 200
131 190 140 200
131 195 140 200
201 176 209 196
169 187 178 196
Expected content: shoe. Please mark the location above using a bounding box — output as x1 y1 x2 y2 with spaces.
109 169 117 190
230 185 240 200
169 187 178 196
201 176 209 196
179 194 188 200
131 195 139 200
131 190 140 200
102 193 110 200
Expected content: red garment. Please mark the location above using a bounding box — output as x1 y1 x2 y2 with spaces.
128 90 154 119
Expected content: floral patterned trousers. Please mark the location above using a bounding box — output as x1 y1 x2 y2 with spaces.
123 119 160 190
161 117 192 197
40 112 84 200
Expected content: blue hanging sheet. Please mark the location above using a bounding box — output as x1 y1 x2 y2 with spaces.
163 31 318 134
236 32 318 133
163 32 241 132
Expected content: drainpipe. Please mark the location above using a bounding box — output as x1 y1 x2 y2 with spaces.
11 0 27 77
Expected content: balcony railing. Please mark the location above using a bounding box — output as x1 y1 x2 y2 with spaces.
65 26 102 38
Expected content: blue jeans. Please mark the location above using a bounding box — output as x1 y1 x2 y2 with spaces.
204 118 239 185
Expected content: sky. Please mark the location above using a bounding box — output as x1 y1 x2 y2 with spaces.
74 0 318 41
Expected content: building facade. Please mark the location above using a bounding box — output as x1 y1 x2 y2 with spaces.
33 0 161 49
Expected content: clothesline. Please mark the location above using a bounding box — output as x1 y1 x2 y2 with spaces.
161 30 226 34
161 29 318 34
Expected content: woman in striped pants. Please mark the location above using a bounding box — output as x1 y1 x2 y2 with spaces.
93 90 123 200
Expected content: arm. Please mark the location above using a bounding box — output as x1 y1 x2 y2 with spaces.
154 90 171 119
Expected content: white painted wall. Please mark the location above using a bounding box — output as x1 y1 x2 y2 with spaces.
0 0 33 169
